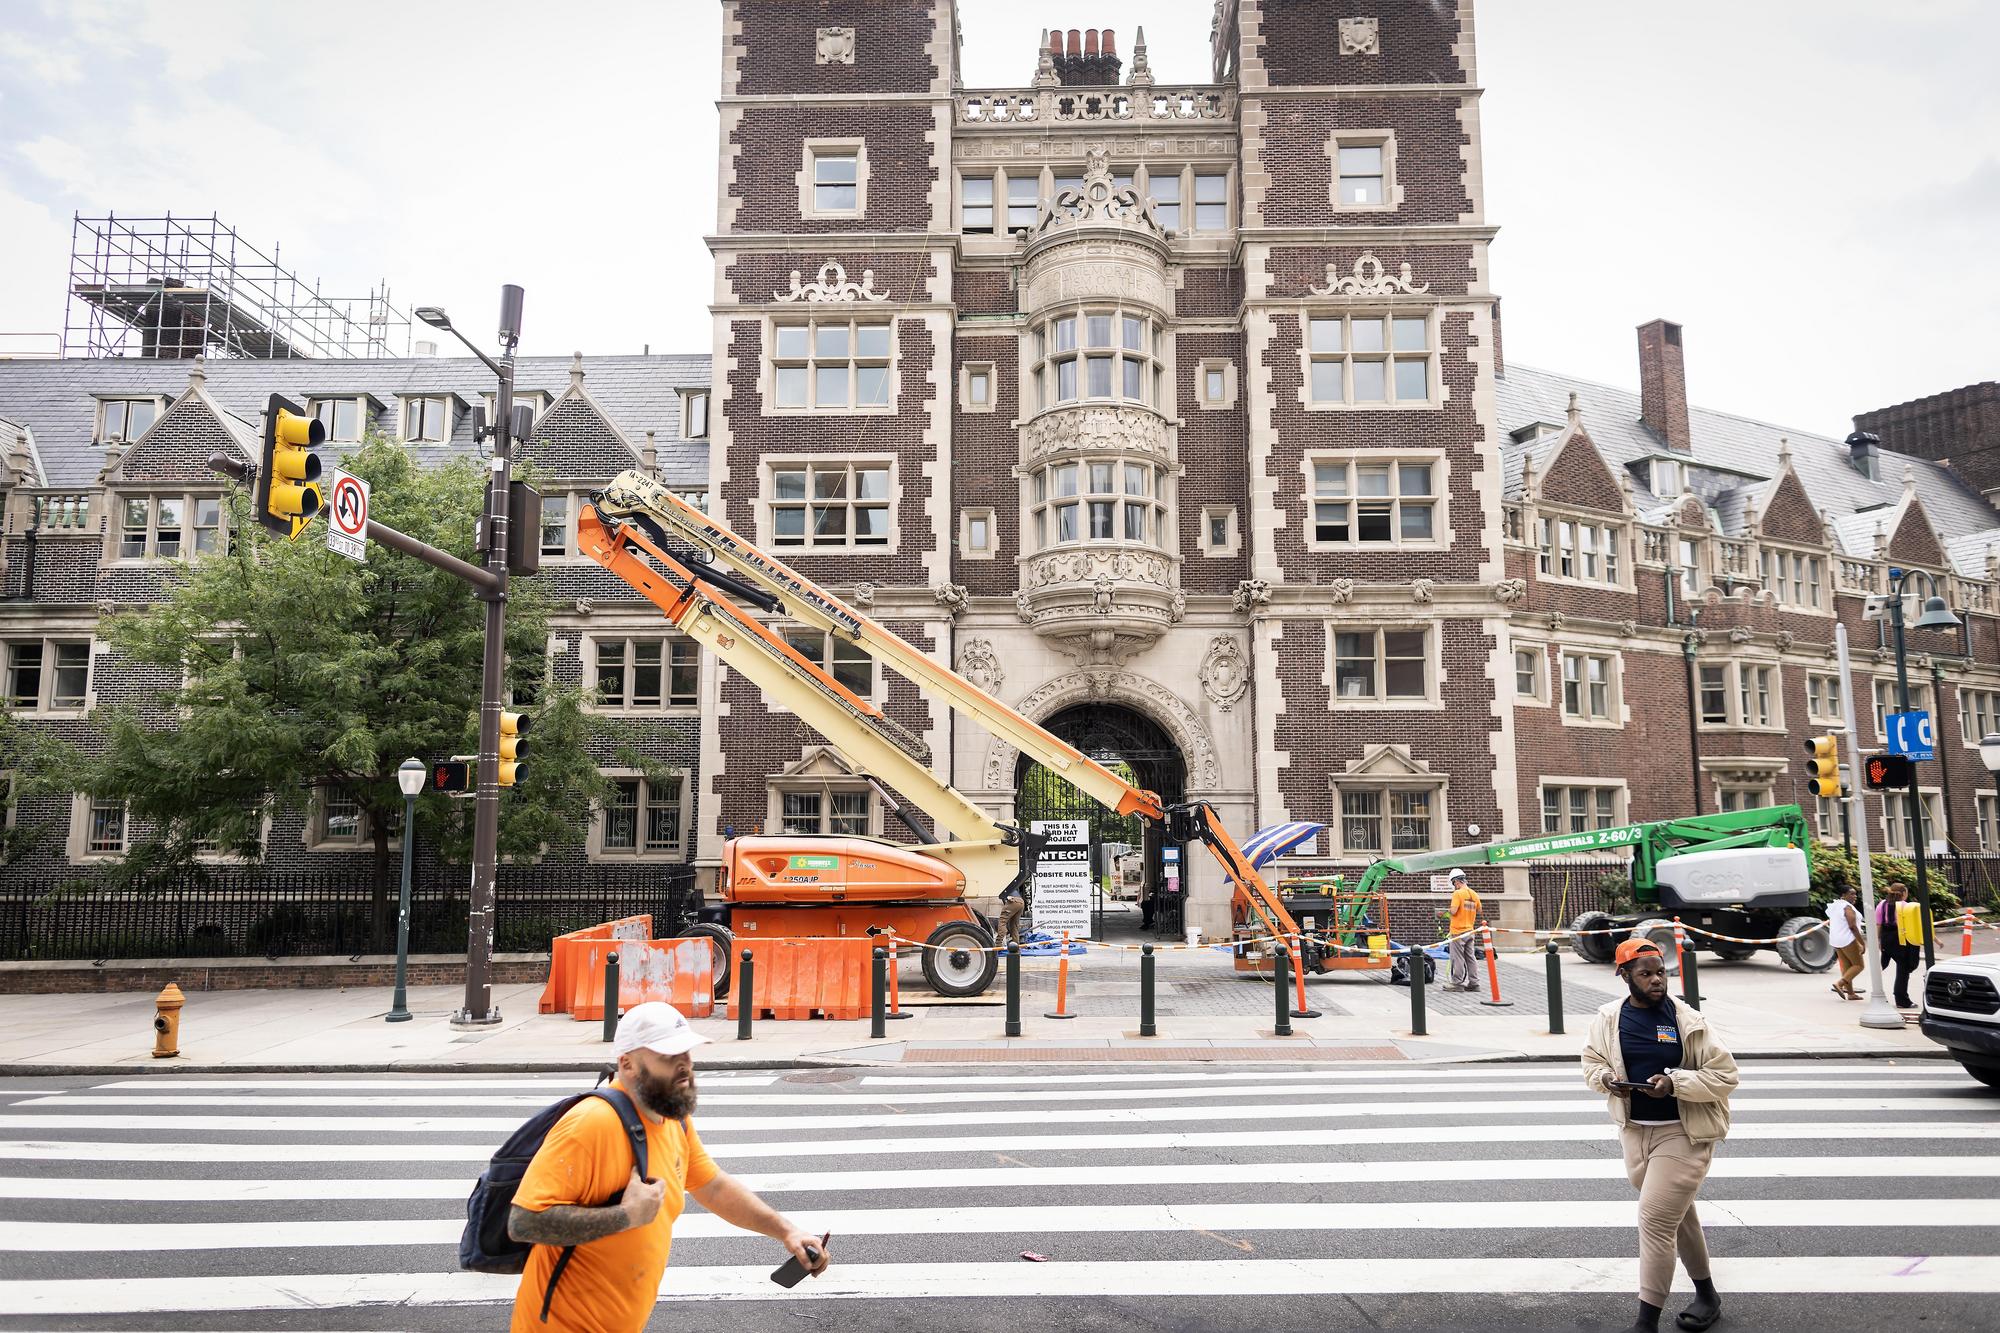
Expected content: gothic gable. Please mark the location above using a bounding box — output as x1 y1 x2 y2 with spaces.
515 392 641 481
1887 498 1947 568
1536 426 1624 513
113 389 251 484
1677 495 1710 531
1757 468 1824 545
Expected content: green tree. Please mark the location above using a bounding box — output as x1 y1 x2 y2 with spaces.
23 433 671 942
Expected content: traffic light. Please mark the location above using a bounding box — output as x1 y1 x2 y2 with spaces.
1804 734 1844 800
431 760 474 794
256 393 324 537
1864 753 1915 791
498 711 532 787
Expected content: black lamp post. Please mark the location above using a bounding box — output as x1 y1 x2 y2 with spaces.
417 287 523 1026
386 757 426 1024
1886 565 1959 968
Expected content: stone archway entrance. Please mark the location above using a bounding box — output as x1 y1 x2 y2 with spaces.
1014 703 1186 938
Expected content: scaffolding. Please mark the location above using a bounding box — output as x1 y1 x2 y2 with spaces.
64 213 413 360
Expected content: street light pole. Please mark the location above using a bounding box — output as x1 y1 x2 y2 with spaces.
387 756 426 1024
1887 566 1958 969
418 285 523 1027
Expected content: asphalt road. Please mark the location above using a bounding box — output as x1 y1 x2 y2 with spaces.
0 1058 1995 1331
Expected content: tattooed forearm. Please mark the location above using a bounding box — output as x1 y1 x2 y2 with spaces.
508 1202 635 1246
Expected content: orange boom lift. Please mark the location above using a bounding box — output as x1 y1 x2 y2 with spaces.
577 470 1320 1001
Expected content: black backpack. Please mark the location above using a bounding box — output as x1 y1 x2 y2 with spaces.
460 1084 648 1323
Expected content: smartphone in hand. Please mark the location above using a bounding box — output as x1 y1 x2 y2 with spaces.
1610 1078 1657 1092
771 1232 830 1288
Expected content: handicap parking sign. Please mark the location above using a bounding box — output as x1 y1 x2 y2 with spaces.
1887 709 1935 761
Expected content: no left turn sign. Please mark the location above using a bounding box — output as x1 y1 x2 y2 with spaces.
327 470 369 563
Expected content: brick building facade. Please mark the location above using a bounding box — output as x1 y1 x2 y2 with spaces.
6 0 2000 939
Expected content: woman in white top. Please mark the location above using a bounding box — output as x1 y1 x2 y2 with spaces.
1826 885 1864 1000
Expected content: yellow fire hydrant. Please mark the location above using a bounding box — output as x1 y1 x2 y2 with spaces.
152 983 185 1058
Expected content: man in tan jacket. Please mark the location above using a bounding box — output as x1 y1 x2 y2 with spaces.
1581 938 1738 1333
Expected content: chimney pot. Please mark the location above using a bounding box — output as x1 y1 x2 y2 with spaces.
1636 318 1692 453
1068 27 1081 55
1050 26 1063 54
1084 28 1099 56
1102 28 1116 54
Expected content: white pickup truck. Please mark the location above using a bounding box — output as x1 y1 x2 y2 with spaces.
1919 951 2000 1089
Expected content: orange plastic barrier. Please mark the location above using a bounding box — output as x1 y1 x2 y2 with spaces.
539 915 653 1015
727 936 873 1021
566 937 715 1022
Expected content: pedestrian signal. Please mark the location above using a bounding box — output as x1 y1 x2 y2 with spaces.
1804 734 1844 800
498 711 532 787
256 393 324 537
432 760 474 794
1863 753 1914 790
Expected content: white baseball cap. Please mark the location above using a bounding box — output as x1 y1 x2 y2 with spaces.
612 1001 711 1059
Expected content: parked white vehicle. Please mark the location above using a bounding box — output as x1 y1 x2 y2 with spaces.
1919 953 2000 1089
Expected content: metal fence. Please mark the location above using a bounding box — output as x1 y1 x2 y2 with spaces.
1 865 701 962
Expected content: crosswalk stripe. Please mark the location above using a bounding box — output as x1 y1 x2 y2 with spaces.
19 1077 1975 1109
91 1076 776 1090
853 1064 1942 1087
6 1255 1999 1315
5 1118 1998 1164
8 1196 1997 1253
8 1153 1997 1201
0 1094 1977 1136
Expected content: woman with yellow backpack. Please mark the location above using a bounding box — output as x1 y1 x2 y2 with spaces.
1875 881 1926 1009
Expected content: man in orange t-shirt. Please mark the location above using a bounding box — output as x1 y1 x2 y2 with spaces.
1444 868 1482 991
508 1002 829 1331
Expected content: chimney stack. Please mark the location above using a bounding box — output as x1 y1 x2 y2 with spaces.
1051 21 1123 85
1636 319 1691 453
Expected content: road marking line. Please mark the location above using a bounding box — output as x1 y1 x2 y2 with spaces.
89 1077 776 1090
6 1256 1999 1314
4 1120 1993 1163
855 1065 1938 1087
0 1096 1977 1135
4 1155 1994 1201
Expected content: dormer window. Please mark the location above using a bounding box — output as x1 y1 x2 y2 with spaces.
97 398 159 443
312 398 363 443
402 397 450 443
1651 458 1682 496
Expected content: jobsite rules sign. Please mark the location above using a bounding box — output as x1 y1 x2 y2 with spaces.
1031 818 1092 937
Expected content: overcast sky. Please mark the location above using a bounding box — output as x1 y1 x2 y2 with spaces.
1 1 1994 438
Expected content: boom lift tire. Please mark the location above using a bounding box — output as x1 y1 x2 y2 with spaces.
1630 919 1681 975
1774 915 1835 973
1569 912 1616 965
1710 945 1757 961
682 922 735 999
921 920 999 997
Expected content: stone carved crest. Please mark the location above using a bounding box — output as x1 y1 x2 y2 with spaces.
1233 578 1273 612
775 261 888 304
815 26 855 64
1728 625 1753 645
1308 251 1429 298
933 582 971 616
1338 16 1381 55
1036 146 1164 237
852 581 877 609
1410 578 1435 605
1492 578 1526 606
956 639 1004 694
1199 635 1250 710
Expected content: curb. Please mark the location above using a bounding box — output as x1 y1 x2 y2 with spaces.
0 1047 1954 1077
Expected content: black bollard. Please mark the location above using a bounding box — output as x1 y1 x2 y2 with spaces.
1545 940 1565 1035
601 948 621 1043
1409 944 1428 1037
870 946 888 1039
1004 943 1022 1037
736 948 755 1041
1139 943 1157 1038
1681 938 1703 1011
1274 946 1294 1037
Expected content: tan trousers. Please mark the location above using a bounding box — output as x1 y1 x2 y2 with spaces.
1834 941 1865 995
1621 1122 1714 1307
1447 933 1477 989
998 896 1025 946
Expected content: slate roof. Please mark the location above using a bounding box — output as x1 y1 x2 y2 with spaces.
1497 363 2000 564
0 353 710 489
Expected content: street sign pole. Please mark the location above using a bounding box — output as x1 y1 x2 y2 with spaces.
1837 622 1904 1030
1888 582 1938 968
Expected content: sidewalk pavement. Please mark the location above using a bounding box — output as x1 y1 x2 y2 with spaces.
2 938 1980 1074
